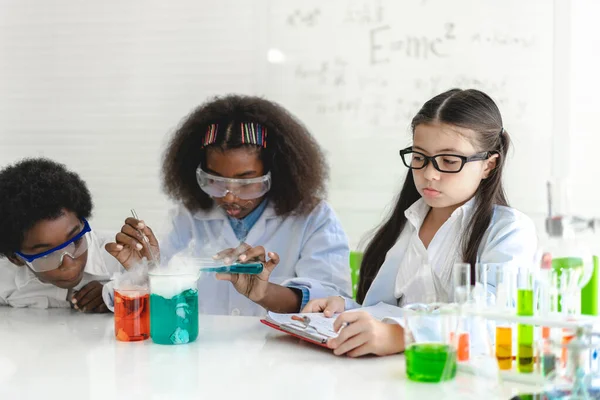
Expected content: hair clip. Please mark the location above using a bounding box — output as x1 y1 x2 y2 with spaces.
202 124 219 147
201 122 268 148
240 123 267 148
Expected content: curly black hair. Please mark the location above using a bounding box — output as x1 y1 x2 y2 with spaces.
0 158 93 258
163 95 329 216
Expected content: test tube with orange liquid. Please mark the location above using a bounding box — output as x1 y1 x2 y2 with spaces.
458 332 471 362
114 288 150 342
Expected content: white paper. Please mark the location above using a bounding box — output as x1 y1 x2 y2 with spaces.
266 302 404 340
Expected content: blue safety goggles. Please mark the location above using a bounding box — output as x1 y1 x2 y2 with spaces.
15 219 92 272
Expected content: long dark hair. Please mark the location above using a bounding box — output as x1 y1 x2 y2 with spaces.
356 88 511 303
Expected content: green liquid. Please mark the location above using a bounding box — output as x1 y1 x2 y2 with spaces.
150 289 198 345
517 288 534 373
581 256 599 316
405 343 457 382
517 288 534 316
517 342 534 373
552 257 584 313
349 251 363 300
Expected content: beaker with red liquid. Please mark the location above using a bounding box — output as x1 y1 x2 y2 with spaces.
114 287 150 342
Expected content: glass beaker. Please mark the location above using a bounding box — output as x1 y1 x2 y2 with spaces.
114 286 150 342
149 268 199 345
404 303 459 383
544 237 594 315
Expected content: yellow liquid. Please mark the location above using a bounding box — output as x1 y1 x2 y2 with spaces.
495 326 512 370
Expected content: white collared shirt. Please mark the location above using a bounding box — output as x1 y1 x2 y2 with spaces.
352 197 538 309
0 231 125 309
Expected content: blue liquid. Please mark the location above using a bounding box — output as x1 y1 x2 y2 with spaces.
150 289 198 345
202 263 263 274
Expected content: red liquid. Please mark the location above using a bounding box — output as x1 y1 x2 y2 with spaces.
114 290 150 342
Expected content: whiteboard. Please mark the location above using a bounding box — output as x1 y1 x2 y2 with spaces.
0 0 266 235
264 0 554 247
0 0 560 250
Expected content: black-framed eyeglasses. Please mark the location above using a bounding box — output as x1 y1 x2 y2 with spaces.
399 147 490 173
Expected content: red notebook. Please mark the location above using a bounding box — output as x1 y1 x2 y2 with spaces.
260 319 331 348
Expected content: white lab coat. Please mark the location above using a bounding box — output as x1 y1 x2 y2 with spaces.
0 231 125 308
104 200 352 316
346 197 538 312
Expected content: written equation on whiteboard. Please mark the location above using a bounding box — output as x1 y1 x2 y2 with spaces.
273 0 546 127
292 58 527 126
369 23 535 64
283 3 535 63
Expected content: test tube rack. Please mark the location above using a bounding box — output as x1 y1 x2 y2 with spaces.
458 306 599 385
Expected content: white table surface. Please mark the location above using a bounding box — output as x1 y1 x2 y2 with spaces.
0 308 539 400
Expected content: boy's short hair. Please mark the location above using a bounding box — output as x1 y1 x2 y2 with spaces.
0 158 93 257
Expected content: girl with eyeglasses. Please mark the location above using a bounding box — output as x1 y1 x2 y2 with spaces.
303 88 538 357
104 95 352 316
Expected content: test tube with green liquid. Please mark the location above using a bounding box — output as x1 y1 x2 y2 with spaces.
516 268 535 373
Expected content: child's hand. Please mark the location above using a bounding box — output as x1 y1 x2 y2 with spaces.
302 296 346 317
71 281 109 313
213 243 252 265
213 243 279 302
327 311 405 357
105 218 160 269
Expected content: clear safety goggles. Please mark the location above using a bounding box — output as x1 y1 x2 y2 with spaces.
15 219 92 273
196 167 271 200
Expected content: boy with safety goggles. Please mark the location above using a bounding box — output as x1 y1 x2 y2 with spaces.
0 158 125 312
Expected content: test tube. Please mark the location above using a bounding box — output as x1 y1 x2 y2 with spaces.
453 262 472 304
496 326 512 370
539 254 556 375
452 263 471 362
539 331 556 376
131 209 159 265
490 264 513 371
561 327 576 368
516 268 535 373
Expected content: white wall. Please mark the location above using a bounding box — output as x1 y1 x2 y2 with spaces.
0 0 266 233
0 0 598 249
567 0 600 218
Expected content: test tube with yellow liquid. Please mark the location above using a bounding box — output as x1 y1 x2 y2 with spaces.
496 325 513 370
480 263 514 371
